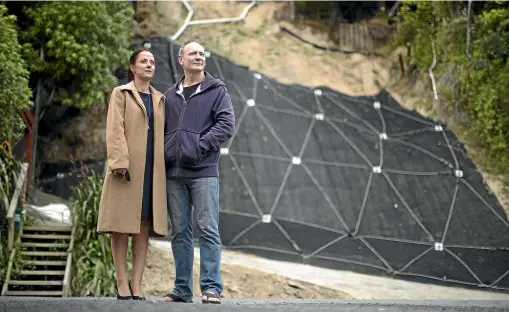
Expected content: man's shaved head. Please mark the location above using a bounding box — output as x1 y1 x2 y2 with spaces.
178 39 205 57
178 39 206 74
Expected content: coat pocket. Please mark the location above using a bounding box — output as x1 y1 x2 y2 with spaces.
179 130 201 167
164 130 178 166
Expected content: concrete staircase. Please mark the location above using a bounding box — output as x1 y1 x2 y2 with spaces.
2 225 73 297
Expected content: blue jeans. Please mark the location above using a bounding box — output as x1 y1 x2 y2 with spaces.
166 177 222 300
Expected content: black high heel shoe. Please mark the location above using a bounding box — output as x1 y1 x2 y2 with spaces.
116 281 133 300
129 280 146 301
117 294 132 300
117 287 132 300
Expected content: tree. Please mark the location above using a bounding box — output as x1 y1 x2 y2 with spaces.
21 1 134 109
391 1 509 183
0 5 32 143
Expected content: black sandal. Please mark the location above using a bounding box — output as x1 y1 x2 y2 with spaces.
163 293 192 303
201 290 221 304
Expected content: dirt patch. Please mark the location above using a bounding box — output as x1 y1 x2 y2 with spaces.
142 242 353 299
132 1 183 40
42 103 107 163
173 2 391 96
478 171 509 215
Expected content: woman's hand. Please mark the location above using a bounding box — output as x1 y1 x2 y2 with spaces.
112 168 127 176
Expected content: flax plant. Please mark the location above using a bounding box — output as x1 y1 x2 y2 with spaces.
70 170 132 297
0 148 22 285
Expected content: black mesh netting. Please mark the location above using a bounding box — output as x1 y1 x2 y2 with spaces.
38 36 509 291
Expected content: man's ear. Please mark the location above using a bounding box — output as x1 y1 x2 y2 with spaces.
178 55 183 65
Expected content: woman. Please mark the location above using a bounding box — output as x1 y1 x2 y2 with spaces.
97 48 168 300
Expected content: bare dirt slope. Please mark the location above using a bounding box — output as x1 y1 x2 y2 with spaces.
142 242 352 299
148 1 393 97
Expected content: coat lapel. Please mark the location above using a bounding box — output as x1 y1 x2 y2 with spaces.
120 81 147 115
131 83 147 116
149 85 163 110
120 81 163 116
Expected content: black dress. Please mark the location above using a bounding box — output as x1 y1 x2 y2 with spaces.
138 91 154 221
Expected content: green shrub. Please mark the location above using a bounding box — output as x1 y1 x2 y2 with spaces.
21 1 134 109
70 171 131 296
0 148 23 285
392 1 509 184
0 5 31 143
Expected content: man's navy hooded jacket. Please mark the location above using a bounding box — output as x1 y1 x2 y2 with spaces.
163 72 235 178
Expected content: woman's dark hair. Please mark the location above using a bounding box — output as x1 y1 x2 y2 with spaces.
128 48 152 82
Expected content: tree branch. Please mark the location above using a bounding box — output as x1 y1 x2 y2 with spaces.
388 1 401 18
466 0 472 60
429 39 439 101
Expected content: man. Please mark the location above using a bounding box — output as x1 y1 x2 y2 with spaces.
162 40 235 304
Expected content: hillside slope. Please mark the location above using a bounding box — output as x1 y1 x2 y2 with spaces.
132 1 507 213
143 242 352 299
36 1 508 299
136 2 393 96
42 0 506 216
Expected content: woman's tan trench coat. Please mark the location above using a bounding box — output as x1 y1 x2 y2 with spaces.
97 81 168 237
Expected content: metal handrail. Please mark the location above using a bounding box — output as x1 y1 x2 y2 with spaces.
0 227 22 296
1 162 28 296
6 163 28 249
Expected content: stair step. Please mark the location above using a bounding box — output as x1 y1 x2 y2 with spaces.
21 251 67 257
21 242 69 248
24 226 72 232
19 270 65 276
9 280 63 286
25 260 67 266
4 290 63 296
21 234 71 240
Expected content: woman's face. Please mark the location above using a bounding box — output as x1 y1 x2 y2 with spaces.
131 51 155 81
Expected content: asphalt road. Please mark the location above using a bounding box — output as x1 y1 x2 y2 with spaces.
2 297 509 312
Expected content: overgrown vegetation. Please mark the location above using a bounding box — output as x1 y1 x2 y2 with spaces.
0 1 137 295
391 1 509 186
70 171 131 297
0 148 23 285
0 5 32 143
21 1 134 109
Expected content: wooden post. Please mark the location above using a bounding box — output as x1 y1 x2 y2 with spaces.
7 218 14 250
7 163 28 250
288 1 295 21
398 53 405 77
21 110 34 198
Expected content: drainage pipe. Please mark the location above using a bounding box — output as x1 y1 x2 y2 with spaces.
171 0 257 41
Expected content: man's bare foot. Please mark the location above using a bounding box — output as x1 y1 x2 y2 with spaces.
160 296 174 302
201 290 221 304
160 293 191 303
